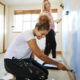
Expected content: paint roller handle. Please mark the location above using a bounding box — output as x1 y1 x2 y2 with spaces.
67 69 74 72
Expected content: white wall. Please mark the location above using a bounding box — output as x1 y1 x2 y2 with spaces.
62 0 73 66
70 0 80 80
62 0 80 79
6 2 63 51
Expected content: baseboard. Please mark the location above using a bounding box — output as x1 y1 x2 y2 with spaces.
61 55 76 80
41 50 62 55
56 51 62 55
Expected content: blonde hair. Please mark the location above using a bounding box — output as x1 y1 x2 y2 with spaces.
41 0 51 13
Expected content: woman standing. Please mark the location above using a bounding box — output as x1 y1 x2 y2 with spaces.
4 13 67 80
42 0 62 58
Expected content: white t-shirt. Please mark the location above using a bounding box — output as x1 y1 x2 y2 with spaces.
4 30 35 59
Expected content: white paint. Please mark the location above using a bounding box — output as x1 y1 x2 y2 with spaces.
2 73 14 80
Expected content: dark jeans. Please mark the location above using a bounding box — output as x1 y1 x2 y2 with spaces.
44 29 56 58
4 58 48 80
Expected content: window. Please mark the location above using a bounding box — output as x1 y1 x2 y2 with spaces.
13 9 58 32
13 14 39 32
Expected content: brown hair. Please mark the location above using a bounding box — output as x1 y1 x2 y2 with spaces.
36 13 50 31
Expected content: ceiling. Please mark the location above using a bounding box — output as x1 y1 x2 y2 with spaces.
1 0 64 6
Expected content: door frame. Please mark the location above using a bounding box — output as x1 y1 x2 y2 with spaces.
0 2 5 53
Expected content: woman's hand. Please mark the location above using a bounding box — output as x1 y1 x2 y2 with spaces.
57 18 62 23
52 18 62 23
57 63 69 71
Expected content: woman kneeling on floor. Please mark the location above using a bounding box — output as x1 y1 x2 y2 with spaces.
4 13 68 80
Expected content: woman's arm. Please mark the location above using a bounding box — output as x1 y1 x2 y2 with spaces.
30 53 34 59
28 39 68 71
53 18 62 23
